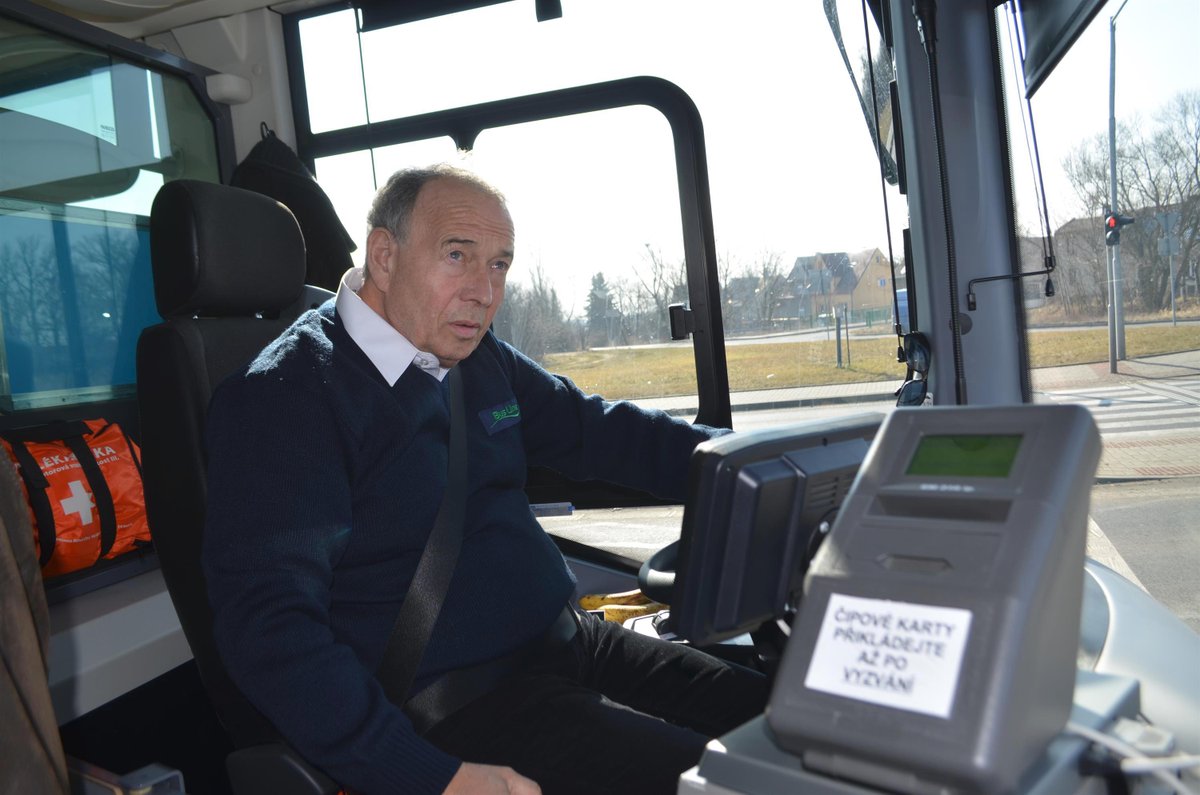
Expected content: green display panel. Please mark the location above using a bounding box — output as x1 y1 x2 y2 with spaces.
905 434 1022 478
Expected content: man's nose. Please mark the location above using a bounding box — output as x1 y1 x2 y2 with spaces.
461 265 494 306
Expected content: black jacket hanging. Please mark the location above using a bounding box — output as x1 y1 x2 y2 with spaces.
231 123 356 292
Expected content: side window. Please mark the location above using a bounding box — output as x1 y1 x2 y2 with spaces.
475 109 693 404
313 137 461 272
297 8 701 413
312 111 697 407
0 17 219 411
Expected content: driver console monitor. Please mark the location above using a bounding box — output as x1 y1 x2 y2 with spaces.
669 414 884 647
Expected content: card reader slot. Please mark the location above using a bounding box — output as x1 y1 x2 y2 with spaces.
870 494 1011 523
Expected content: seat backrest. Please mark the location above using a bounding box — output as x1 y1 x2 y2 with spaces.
137 179 320 747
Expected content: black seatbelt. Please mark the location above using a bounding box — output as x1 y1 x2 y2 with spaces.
377 366 467 706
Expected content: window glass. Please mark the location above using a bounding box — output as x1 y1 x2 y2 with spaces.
295 1 903 416
313 137 464 270
372 138 461 183
298 9 368 133
313 149 377 269
471 109 692 398
292 0 906 554
353 138 462 266
0 17 219 410
997 1 1199 633
312 113 694 399
1000 1 1199 336
1 65 117 144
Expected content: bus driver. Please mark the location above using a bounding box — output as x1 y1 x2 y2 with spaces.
202 165 767 795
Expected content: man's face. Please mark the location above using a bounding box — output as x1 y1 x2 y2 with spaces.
364 178 514 367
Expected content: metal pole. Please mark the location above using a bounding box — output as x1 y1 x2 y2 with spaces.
844 303 852 368
1169 250 1176 325
1107 246 1117 372
1108 2 1131 367
835 306 843 368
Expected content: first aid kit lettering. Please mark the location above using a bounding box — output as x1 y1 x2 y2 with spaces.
40 445 118 470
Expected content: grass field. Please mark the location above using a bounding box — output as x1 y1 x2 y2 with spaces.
542 324 1200 400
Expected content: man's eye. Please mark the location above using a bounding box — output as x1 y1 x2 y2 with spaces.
448 250 464 261
492 261 510 272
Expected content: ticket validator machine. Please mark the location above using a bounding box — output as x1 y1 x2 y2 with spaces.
679 404 1107 795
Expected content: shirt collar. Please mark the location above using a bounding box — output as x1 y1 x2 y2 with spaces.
335 267 448 385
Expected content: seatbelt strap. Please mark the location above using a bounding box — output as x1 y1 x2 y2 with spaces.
377 366 467 706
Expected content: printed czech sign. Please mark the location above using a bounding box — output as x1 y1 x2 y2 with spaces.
804 593 972 719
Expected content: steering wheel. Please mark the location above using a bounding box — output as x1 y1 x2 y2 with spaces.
637 538 679 605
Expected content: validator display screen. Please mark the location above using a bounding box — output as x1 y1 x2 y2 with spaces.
905 434 1022 478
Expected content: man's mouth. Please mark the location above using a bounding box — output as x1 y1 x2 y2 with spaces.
449 320 481 339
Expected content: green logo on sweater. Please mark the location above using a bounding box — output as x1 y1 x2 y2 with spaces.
479 400 520 434
491 404 519 426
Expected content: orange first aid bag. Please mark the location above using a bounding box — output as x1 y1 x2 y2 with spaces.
0 419 151 578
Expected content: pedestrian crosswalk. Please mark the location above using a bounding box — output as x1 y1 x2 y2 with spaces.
1037 378 1200 436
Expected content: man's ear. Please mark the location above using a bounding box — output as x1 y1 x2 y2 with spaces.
364 227 396 293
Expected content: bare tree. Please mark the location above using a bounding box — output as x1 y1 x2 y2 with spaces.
606 276 639 346
0 235 68 391
637 246 687 341
716 250 743 332
1063 131 1115 217
492 263 572 361
1151 91 1200 302
1062 90 1199 312
755 251 788 328
717 250 736 297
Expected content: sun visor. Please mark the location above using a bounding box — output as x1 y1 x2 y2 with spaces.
356 0 514 32
1019 0 1107 97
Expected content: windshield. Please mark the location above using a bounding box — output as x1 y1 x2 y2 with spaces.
294 0 908 412
1002 0 1198 335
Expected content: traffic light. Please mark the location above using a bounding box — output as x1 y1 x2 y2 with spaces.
1105 212 1135 246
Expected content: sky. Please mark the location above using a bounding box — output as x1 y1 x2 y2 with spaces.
296 0 1199 314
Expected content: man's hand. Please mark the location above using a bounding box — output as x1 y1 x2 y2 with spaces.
445 762 541 794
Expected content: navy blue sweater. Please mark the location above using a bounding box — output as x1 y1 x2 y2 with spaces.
202 303 719 794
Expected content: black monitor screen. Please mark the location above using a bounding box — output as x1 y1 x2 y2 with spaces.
670 414 882 646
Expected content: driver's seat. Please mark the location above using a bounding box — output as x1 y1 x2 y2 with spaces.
137 179 337 793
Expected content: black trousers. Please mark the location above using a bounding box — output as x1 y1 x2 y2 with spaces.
423 610 768 795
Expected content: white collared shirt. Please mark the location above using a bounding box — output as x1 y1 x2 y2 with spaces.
335 267 448 384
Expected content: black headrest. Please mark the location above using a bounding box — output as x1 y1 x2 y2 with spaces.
149 180 307 318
